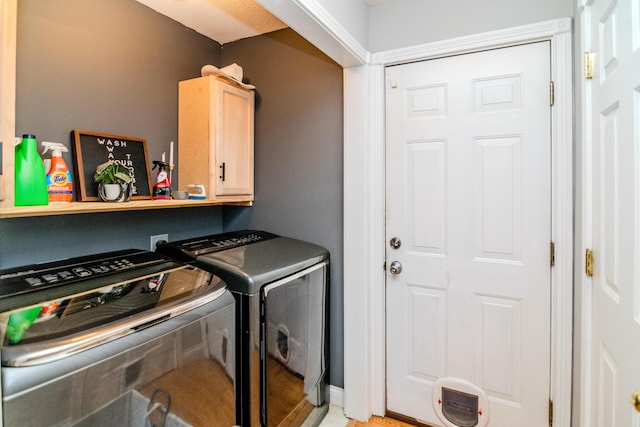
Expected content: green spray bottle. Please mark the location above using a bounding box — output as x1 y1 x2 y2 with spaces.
14 134 49 206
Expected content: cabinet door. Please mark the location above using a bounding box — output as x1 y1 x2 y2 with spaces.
212 81 254 198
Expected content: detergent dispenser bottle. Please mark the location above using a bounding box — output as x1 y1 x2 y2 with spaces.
14 134 48 206
42 141 73 203
152 160 171 200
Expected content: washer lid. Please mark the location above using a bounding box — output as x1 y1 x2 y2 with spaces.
1 265 226 366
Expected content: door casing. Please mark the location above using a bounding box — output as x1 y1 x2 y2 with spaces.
344 18 574 426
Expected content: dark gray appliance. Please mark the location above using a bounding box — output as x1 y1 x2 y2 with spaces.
0 249 236 427
156 230 329 427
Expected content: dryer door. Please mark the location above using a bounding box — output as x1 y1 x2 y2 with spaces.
260 262 328 426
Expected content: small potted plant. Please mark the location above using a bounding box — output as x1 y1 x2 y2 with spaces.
94 160 132 202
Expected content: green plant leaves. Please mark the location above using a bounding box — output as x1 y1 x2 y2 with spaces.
93 160 132 184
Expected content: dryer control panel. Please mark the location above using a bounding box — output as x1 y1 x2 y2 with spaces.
157 230 277 260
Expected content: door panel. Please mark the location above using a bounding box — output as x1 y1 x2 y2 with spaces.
586 0 640 424
385 42 551 426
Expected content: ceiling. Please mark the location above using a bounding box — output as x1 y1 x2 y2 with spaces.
135 0 395 44
135 0 287 44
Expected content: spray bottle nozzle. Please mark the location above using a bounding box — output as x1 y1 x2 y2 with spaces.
41 141 68 155
152 160 168 170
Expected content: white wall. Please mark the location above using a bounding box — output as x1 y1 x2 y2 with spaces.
259 0 574 66
318 0 369 48
368 0 574 52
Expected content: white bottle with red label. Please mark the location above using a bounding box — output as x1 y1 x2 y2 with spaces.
152 160 171 200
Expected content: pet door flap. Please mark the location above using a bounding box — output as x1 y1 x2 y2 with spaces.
441 387 478 427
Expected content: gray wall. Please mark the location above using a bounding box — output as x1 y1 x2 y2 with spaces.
3 0 345 389
16 0 221 167
222 29 344 387
0 207 224 266
3 0 226 267
368 0 574 52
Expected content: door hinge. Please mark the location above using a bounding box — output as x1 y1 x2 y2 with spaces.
549 399 553 426
585 248 594 277
584 51 594 79
549 81 555 106
550 241 555 267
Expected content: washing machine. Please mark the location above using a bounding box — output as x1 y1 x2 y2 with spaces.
0 249 236 427
156 230 329 427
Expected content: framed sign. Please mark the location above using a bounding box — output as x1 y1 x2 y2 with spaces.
72 130 152 201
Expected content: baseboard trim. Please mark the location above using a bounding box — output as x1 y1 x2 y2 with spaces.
329 385 345 407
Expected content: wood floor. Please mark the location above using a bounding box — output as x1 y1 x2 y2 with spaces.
346 416 417 427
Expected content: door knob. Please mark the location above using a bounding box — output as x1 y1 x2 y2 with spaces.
632 391 640 413
390 237 402 249
389 261 403 275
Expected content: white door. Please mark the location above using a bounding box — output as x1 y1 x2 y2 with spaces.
385 42 552 426
584 0 640 425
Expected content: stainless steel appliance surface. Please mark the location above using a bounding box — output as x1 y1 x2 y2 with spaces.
156 230 329 427
0 249 236 427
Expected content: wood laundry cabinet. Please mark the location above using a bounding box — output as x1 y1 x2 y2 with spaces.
178 75 254 202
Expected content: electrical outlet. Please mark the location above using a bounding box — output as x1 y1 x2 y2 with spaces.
150 234 168 251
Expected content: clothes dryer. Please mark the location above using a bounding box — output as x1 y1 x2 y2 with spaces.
157 230 329 427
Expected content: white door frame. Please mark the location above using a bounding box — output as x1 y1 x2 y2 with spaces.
344 18 574 426
577 3 592 426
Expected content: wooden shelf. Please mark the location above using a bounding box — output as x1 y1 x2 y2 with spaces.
0 199 252 218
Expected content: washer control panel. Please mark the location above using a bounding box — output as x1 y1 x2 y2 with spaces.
0 250 167 298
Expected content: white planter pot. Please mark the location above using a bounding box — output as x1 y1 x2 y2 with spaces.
98 182 131 202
